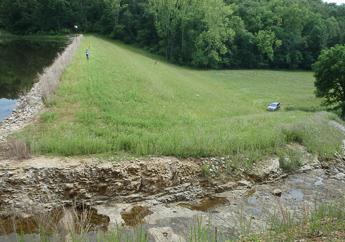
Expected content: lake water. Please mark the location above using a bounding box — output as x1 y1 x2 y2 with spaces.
0 99 16 121
0 206 109 242
0 37 68 122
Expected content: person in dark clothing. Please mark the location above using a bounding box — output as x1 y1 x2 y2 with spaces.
86 49 90 60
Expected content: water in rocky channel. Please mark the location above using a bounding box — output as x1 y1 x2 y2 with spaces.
1 154 345 241
0 37 68 122
0 206 109 242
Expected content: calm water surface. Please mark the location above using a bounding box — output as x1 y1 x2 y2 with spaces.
0 37 68 122
0 99 16 121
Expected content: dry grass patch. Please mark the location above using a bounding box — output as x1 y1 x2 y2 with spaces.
3 139 31 160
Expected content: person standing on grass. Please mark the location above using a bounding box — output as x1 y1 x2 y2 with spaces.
86 48 90 61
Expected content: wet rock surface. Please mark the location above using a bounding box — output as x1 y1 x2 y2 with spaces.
93 156 345 241
1 207 109 234
1 152 345 241
121 205 153 227
148 227 186 242
114 161 345 241
178 196 228 212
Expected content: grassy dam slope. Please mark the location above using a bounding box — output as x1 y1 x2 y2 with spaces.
20 35 345 160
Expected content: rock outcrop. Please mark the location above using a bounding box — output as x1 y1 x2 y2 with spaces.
0 157 200 211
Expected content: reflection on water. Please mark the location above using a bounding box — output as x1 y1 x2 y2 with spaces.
0 37 68 122
178 196 228 212
0 206 109 242
121 206 152 227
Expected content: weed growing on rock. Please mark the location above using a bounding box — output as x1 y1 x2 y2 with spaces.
240 200 345 241
201 164 211 177
189 218 223 242
277 148 303 172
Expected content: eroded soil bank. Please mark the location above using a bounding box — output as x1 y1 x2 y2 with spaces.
1 151 345 241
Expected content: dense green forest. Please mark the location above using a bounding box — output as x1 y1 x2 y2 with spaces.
1 0 344 69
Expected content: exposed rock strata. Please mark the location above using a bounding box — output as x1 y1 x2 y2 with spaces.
0 157 201 211
1 152 345 241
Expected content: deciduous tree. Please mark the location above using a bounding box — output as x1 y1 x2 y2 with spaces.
314 45 345 118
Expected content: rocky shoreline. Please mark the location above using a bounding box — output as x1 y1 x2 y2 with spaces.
0 35 82 143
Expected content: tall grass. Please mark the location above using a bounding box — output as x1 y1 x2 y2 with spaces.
5 139 31 160
4 201 345 242
39 35 82 103
260 201 345 242
96 227 148 242
189 219 218 242
19 36 345 159
1 207 148 242
194 200 345 241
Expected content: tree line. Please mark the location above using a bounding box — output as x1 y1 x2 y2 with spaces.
1 0 344 69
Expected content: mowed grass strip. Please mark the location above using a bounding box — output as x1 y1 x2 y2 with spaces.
21 35 345 159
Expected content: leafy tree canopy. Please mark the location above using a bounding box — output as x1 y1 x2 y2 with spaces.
314 45 345 117
1 0 344 69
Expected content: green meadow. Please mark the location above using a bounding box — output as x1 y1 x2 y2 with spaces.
20 36 344 160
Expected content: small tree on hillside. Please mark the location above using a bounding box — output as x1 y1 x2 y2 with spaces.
313 45 345 118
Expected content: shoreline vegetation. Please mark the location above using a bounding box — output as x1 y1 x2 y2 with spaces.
0 31 69 42
12 35 344 162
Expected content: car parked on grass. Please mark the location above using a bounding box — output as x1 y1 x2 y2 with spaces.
267 102 281 111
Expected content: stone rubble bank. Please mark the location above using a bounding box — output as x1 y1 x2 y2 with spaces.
0 35 82 142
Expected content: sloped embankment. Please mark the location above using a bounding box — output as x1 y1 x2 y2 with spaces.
0 35 82 142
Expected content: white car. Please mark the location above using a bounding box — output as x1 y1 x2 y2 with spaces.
267 102 281 111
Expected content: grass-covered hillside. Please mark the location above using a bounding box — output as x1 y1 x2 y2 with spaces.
21 36 344 159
